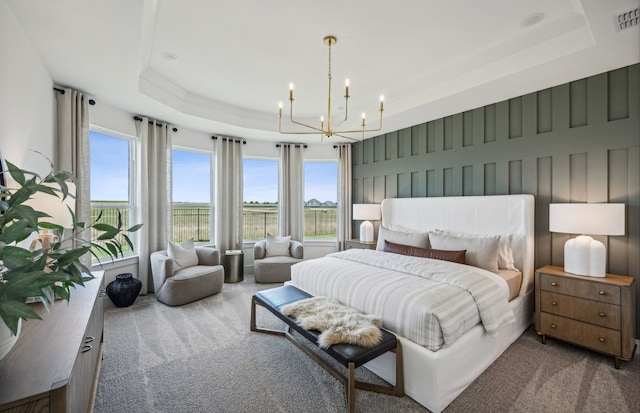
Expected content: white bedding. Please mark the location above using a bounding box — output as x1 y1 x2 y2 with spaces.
291 249 515 351
291 195 535 413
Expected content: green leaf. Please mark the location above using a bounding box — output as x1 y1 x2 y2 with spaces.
97 230 119 241
6 161 27 186
0 246 35 269
0 301 42 335
128 223 144 232
93 223 117 232
123 234 134 252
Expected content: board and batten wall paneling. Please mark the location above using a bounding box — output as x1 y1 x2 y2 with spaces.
352 64 640 337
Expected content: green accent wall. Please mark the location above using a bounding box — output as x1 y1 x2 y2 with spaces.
353 64 640 337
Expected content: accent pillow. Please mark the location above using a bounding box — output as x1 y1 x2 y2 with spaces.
167 239 199 271
428 232 500 274
266 233 291 257
376 226 429 251
384 240 466 264
433 229 517 271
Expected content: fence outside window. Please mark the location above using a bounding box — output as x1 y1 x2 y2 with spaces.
91 203 337 247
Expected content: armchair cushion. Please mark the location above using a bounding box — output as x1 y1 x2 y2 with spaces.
265 233 291 257
167 239 198 271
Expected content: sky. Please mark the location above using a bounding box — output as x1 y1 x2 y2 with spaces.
90 131 337 203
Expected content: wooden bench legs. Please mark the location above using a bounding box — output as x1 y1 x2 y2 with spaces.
251 296 404 413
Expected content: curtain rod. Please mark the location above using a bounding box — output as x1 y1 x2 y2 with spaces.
276 143 307 148
53 87 95 105
133 115 178 132
211 136 246 144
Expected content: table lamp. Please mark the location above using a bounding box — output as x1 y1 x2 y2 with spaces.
549 203 625 277
352 204 381 242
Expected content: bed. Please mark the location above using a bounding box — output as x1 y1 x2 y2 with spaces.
290 194 535 413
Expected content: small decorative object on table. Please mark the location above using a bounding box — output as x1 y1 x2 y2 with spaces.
106 273 142 307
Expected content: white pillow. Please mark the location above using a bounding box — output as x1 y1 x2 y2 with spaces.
428 231 500 274
497 234 517 270
266 233 291 257
167 239 199 271
376 226 429 251
433 229 517 271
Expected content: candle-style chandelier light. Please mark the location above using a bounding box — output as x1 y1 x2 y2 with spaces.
278 35 384 142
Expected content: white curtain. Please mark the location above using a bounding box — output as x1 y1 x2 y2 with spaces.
55 87 90 267
214 137 244 252
278 144 305 241
135 117 173 294
336 144 352 250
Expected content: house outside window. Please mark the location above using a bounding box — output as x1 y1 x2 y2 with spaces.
304 161 337 240
89 128 136 258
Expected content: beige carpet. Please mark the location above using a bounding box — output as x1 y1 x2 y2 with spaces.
94 276 640 413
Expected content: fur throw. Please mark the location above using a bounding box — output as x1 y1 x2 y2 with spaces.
281 296 382 349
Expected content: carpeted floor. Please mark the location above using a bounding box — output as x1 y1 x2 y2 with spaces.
94 276 640 413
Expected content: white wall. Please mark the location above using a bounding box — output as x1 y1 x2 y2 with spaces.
0 0 55 175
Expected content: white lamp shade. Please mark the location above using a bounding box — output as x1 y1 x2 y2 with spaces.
352 204 381 221
549 203 624 277
549 203 625 236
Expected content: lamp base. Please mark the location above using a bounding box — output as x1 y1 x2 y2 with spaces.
563 235 606 277
359 220 374 242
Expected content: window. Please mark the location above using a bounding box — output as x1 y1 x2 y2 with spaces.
243 158 278 240
89 128 135 258
172 149 212 242
304 161 338 240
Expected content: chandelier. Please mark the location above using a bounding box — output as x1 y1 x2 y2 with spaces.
278 35 384 142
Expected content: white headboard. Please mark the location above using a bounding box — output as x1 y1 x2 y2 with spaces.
380 195 535 296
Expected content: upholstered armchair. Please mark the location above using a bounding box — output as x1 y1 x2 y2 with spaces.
150 245 224 306
253 238 304 283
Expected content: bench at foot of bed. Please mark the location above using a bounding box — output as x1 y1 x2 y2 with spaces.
250 285 404 413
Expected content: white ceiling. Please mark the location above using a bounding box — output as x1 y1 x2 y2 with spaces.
7 0 640 142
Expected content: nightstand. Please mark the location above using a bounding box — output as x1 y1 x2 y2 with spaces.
345 239 377 250
534 265 636 368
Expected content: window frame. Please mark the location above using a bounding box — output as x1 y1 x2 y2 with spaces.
89 126 137 260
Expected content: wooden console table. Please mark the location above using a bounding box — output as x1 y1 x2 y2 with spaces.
0 271 105 412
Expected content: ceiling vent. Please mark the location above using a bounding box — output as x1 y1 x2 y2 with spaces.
614 8 639 32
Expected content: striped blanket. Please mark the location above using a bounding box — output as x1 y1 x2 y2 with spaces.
290 249 516 351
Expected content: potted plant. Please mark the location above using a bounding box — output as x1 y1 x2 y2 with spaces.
0 157 141 358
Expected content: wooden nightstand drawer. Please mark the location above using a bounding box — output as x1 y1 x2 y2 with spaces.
540 292 621 330
539 273 620 305
540 313 621 355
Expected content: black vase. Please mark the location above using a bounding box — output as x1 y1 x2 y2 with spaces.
106 273 142 307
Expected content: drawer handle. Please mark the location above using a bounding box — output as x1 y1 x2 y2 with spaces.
81 344 93 353
599 312 606 317
599 290 606 296
551 282 558 287
550 324 557 329
85 336 95 343
551 301 557 306
599 337 606 343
